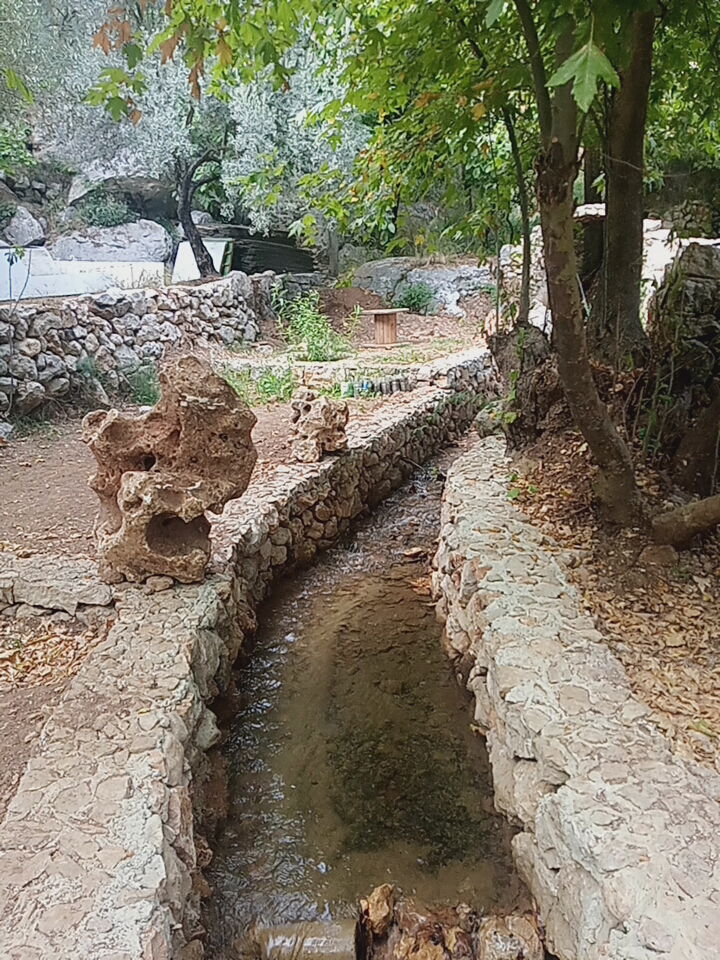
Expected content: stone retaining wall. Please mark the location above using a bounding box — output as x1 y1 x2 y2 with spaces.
432 438 720 960
0 270 274 418
0 350 493 960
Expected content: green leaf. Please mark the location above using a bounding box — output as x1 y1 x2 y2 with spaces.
4 69 33 103
105 97 129 121
547 41 619 113
485 0 505 27
123 42 143 69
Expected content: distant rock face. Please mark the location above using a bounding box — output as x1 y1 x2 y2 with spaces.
4 206 45 246
353 257 494 316
83 354 257 583
290 388 349 463
50 219 173 262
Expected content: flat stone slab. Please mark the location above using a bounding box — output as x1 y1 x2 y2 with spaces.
433 438 720 960
0 552 113 615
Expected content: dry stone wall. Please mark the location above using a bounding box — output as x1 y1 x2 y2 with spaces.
0 270 273 419
0 351 493 960
433 438 720 960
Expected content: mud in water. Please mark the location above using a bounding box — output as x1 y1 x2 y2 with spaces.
205 451 529 957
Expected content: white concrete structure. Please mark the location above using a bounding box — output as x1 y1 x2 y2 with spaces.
171 239 230 283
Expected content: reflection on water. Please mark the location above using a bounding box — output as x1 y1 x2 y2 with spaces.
205 469 528 957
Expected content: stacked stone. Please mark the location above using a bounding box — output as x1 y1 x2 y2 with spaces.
0 350 493 960
433 438 720 960
0 271 267 418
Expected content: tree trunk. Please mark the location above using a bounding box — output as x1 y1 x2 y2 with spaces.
537 143 645 523
177 166 218 279
580 146 604 286
503 108 531 324
591 10 655 364
653 494 720 547
672 386 720 495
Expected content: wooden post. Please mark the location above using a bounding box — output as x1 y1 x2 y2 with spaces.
375 311 398 344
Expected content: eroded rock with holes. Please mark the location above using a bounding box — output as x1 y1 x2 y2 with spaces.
83 354 257 583
290 387 349 463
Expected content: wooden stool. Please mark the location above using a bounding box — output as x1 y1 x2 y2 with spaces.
361 307 409 345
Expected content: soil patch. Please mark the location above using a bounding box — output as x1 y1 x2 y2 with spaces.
511 430 720 772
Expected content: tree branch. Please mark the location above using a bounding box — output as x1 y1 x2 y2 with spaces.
512 0 552 146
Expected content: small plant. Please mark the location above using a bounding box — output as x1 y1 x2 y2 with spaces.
224 364 296 405
278 290 349 362
125 364 160 405
0 201 16 230
76 189 133 228
77 355 101 379
393 281 434 315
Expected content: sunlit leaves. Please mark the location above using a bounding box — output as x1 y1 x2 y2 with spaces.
3 69 33 104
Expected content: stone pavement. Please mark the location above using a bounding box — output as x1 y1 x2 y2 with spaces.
433 438 720 960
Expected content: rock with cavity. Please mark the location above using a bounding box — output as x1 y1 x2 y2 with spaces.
291 388 349 463
83 354 257 583
476 916 543 960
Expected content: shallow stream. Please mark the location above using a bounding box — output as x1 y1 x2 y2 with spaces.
205 454 528 957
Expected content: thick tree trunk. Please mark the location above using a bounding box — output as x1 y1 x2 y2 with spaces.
177 165 218 279
537 146 645 525
591 10 655 364
503 108 531 325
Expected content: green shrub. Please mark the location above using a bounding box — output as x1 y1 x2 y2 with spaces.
0 123 35 179
125 365 160 405
76 190 133 228
224 365 296 405
278 290 349 362
394 281 434 314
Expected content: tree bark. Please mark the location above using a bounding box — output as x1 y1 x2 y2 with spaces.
515 12 646 524
580 146 604 286
653 494 720 546
591 10 655 364
177 159 218 279
672 385 720 495
503 107 531 325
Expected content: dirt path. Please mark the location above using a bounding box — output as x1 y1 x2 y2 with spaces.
0 398 387 558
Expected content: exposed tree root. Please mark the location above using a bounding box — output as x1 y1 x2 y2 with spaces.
653 494 720 547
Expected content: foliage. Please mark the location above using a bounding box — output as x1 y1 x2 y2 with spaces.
394 282 434 315
0 123 35 178
124 364 160 405
75 189 133 227
277 291 349 362
224 365 296 405
0 202 17 229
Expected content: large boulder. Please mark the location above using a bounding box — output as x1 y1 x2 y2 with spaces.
4 206 45 246
354 256 495 316
50 219 173 262
82 354 257 583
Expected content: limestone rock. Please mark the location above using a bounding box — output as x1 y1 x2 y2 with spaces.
83 354 257 583
4 205 45 246
476 916 543 960
50 219 173 262
291 388 349 463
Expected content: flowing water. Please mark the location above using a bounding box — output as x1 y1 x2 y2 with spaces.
205 454 529 958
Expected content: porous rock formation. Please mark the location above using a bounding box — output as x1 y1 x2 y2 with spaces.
358 885 542 960
291 387 349 463
83 354 257 583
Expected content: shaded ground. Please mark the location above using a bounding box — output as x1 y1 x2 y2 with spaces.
512 430 720 772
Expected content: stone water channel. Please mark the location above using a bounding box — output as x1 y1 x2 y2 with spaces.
204 452 531 959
